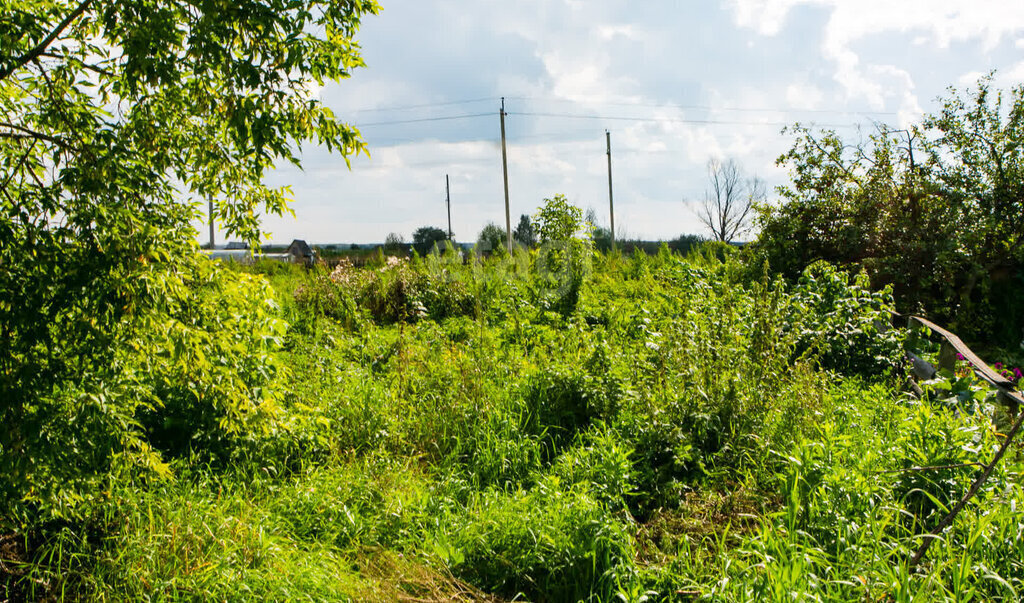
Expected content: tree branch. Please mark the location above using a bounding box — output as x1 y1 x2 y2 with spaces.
803 129 866 193
908 394 1024 568
0 122 77 151
39 51 116 78
0 0 94 82
32 58 97 161
0 138 39 195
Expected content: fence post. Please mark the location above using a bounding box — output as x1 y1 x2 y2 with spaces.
938 341 957 372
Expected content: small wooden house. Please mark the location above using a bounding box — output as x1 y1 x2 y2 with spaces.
286 239 315 266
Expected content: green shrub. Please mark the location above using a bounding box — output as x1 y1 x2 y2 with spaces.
533 194 594 313
2 256 288 528
523 354 623 460
785 261 904 377
292 268 361 329
300 256 477 325
135 260 288 460
267 457 431 551
687 239 736 264
551 427 637 512
23 478 379 601
439 479 637 601
890 401 995 531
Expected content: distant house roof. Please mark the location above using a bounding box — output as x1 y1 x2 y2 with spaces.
225 241 249 250
286 239 314 258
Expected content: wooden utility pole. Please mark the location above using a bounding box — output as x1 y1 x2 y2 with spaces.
446 174 453 240
606 130 615 248
500 97 512 251
208 199 215 249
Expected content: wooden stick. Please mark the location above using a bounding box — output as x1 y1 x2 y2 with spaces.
903 314 1024 568
908 316 1014 389
873 462 985 474
908 409 1024 567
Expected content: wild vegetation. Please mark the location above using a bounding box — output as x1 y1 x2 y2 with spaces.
4 224 1023 600
751 76 1024 346
4 1 1024 601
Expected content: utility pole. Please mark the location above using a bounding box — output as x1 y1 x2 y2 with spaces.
446 174 453 240
606 130 615 248
500 97 512 251
208 199 215 249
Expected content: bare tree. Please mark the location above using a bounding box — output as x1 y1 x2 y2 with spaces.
695 158 764 243
383 232 405 252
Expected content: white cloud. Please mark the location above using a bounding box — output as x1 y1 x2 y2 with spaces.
999 61 1024 87
727 0 810 36
729 0 1024 111
730 0 1024 46
785 81 825 110
596 24 638 41
233 0 1024 245
542 51 608 101
958 70 987 86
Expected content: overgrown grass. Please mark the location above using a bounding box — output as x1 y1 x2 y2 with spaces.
6 246 1022 602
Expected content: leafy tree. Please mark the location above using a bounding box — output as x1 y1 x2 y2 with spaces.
513 213 537 247
532 194 592 312
412 226 448 255
477 221 506 252
925 77 1024 317
0 0 378 525
694 158 764 243
753 76 1024 342
673 234 705 255
753 122 960 321
755 125 942 278
533 194 586 243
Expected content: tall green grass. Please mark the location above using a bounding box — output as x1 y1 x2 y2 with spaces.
7 246 1020 602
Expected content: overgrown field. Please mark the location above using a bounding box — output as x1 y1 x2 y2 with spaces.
6 247 1023 602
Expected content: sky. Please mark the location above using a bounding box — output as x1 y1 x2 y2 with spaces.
240 0 1024 245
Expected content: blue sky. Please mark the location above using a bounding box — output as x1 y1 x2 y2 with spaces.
241 0 1024 245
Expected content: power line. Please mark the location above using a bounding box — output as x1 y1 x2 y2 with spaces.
504 95 897 117
365 129 672 147
354 107 875 130
356 112 493 127
506 128 602 143
507 111 865 129
350 97 497 114
368 129 602 145
344 95 895 119
362 157 495 169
